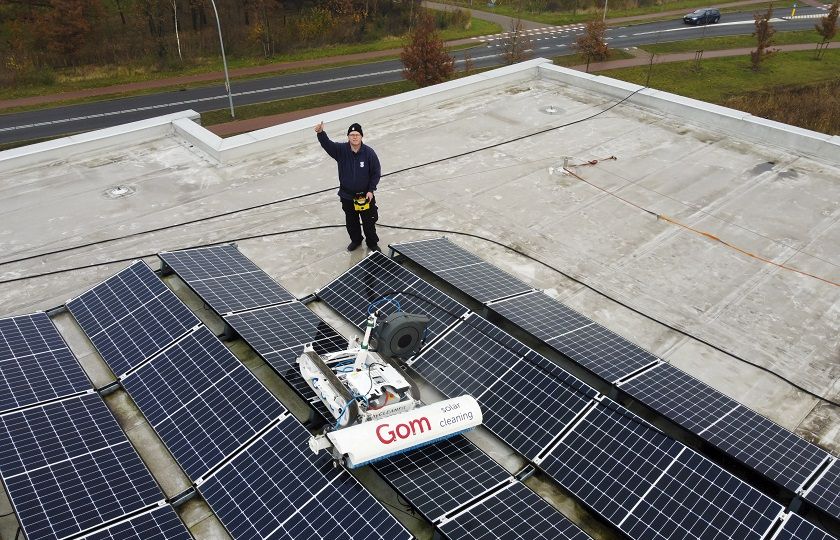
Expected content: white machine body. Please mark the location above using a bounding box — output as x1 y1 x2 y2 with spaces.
299 345 418 426
309 395 483 468
297 311 484 468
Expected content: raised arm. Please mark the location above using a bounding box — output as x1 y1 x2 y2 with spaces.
315 122 340 159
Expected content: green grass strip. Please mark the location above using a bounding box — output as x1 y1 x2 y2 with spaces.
640 30 823 54
601 49 840 103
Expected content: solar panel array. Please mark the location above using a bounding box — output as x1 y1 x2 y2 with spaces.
0 312 90 413
804 459 840 521
412 313 597 460
391 237 840 522
438 480 592 540
199 414 411 540
63 257 413 539
391 237 534 303
67 261 200 376
121 326 287 480
224 302 348 415
621 362 832 494
373 436 510 523
774 512 837 540
0 393 174 540
159 244 296 314
317 251 468 340
154 250 593 540
542 399 783 540
83 506 192 540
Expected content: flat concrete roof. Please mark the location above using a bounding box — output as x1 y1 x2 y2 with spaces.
0 59 838 540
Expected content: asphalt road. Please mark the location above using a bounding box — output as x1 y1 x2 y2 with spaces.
0 7 827 145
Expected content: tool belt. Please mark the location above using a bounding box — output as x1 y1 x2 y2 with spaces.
353 193 371 212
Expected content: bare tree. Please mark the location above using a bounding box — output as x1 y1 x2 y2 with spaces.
501 18 532 64
750 4 776 71
574 19 609 72
400 11 454 87
815 0 839 58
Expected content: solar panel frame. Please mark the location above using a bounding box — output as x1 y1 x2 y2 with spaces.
546 322 659 383
0 312 91 413
223 302 348 417
317 251 467 341
373 436 510 523
121 326 287 480
199 415 411 540
82 505 192 540
391 238 533 303
488 291 593 343
619 362 740 434
620 448 783 540
0 394 163 540
773 513 836 540
412 315 597 460
66 261 200 376
803 459 840 520
0 393 125 477
699 405 829 492
540 398 685 525
159 244 296 315
438 480 592 540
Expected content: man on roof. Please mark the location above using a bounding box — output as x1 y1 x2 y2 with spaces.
315 121 382 253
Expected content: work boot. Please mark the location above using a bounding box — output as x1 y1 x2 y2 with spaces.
347 241 362 252
367 243 381 253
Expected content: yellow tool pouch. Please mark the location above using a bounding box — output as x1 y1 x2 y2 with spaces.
353 195 370 212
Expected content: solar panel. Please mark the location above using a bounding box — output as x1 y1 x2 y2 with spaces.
413 315 597 460
439 480 592 540
391 237 533 303
621 448 783 540
540 399 685 525
122 326 287 480
489 291 592 343
0 312 90 413
803 459 840 520
546 322 658 383
773 513 836 540
373 435 510 523
700 405 829 492
619 362 740 434
224 302 347 415
67 261 200 376
159 244 295 314
0 394 163 540
200 414 411 540
317 251 467 341
82 505 192 540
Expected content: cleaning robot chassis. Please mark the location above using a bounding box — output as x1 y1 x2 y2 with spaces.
298 306 482 468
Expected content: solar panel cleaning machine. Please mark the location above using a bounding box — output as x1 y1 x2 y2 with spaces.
299 307 482 468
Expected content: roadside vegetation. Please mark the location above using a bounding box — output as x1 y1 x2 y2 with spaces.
0 3 494 100
600 50 840 134
640 30 822 54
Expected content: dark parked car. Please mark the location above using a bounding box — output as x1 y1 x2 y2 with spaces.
683 8 721 24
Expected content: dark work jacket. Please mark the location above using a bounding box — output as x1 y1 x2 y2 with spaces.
317 131 381 200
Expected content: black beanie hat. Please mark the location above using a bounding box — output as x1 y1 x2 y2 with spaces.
347 123 363 136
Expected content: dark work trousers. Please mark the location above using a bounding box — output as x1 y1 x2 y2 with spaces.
341 197 379 246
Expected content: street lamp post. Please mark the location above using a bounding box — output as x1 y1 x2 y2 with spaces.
603 0 608 21
208 0 235 118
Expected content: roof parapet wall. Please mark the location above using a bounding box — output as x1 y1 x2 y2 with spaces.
537 63 840 160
